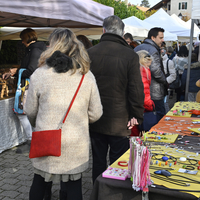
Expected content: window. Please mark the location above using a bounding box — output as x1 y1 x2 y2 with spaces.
168 4 170 10
179 2 187 10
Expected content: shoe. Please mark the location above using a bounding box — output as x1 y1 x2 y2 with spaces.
15 140 31 154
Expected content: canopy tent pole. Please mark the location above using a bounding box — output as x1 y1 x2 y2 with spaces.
177 41 179 51
185 19 195 101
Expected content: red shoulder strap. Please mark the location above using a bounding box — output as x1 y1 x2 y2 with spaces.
62 74 85 124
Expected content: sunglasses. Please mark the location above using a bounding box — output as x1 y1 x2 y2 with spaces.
144 54 151 58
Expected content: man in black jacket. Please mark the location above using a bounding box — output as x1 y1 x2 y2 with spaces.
193 41 199 61
88 15 144 183
134 27 167 120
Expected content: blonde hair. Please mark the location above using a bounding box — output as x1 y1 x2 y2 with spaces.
136 50 152 80
38 28 90 74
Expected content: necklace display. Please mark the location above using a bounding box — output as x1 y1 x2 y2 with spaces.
150 116 200 137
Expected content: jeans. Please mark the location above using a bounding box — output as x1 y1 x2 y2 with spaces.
90 131 129 183
153 99 166 121
164 89 172 113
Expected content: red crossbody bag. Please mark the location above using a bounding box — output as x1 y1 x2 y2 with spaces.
29 75 85 158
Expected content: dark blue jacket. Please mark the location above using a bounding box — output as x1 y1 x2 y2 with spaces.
181 61 200 92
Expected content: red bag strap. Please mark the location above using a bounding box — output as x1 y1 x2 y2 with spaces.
62 74 85 124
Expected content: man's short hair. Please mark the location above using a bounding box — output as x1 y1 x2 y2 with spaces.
161 41 166 47
124 33 133 41
103 15 125 37
148 27 165 39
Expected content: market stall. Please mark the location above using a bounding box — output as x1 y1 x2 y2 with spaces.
0 97 26 153
90 136 199 200
0 0 114 153
90 101 200 200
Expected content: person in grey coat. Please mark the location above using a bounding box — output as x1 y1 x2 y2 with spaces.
161 47 176 112
134 27 167 120
24 28 103 200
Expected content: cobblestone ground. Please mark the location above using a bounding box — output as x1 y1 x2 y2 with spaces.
0 145 93 200
0 92 176 200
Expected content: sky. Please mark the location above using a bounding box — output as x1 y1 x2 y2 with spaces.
123 0 161 7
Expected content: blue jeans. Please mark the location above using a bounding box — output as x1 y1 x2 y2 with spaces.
153 99 166 121
90 131 129 183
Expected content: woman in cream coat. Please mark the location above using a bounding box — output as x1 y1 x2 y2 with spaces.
24 28 103 200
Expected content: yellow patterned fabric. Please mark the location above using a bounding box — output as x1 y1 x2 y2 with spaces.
166 101 200 117
111 146 200 198
143 132 179 143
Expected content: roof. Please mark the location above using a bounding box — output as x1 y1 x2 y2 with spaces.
148 0 170 11
136 6 149 12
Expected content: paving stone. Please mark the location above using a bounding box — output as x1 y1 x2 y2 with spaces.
17 180 32 187
2 197 17 200
16 192 29 200
1 183 20 191
17 185 30 194
1 190 20 199
2 178 19 185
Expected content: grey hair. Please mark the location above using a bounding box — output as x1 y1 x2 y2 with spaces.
166 46 174 53
103 15 124 37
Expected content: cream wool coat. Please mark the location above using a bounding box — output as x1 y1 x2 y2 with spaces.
24 65 103 175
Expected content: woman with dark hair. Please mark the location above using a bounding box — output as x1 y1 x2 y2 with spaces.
173 45 189 101
3 28 46 143
77 35 93 49
24 28 102 200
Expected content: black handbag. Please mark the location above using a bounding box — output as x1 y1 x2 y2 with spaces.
166 59 181 89
139 107 159 131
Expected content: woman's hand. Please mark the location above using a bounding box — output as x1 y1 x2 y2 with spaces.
2 72 11 79
2 68 18 79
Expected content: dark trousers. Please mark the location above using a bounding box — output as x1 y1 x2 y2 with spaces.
29 173 82 200
90 131 129 183
153 99 166 121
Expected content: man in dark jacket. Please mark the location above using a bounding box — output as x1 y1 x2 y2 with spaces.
88 15 144 183
193 41 199 61
134 27 167 120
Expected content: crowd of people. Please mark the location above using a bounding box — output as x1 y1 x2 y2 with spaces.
2 14 200 200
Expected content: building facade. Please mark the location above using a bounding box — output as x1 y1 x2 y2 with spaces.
167 0 193 21
148 0 199 27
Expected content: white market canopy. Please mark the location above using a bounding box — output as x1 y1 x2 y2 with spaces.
0 0 114 28
123 15 178 41
191 0 200 19
186 19 200 34
144 8 196 41
171 14 200 36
